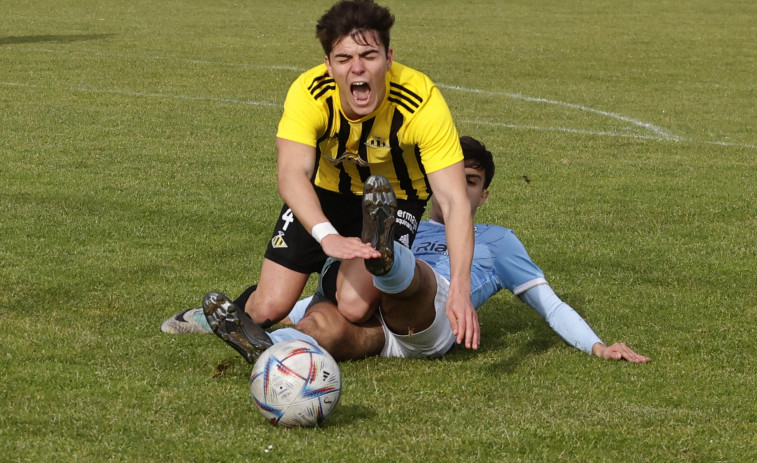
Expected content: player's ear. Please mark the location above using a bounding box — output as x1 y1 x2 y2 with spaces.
386 48 394 70
478 189 489 207
324 56 333 77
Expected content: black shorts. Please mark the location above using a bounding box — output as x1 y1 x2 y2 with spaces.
264 186 426 274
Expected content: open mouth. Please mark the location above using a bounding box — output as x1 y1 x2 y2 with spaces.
351 82 371 104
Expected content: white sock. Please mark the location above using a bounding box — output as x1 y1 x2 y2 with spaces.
372 242 415 294
286 296 313 326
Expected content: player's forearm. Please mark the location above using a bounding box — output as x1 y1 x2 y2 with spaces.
519 284 602 355
426 162 473 291
276 138 328 232
278 173 328 232
443 204 474 292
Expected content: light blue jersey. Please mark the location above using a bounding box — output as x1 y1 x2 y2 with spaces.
411 220 547 307
410 220 600 353
286 219 602 354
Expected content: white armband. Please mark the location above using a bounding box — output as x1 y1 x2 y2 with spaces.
311 222 338 244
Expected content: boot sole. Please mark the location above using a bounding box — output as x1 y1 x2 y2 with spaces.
202 291 272 364
362 175 397 276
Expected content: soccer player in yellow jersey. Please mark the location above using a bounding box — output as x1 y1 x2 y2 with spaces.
243 0 479 349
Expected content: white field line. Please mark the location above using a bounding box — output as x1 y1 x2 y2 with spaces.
3 52 755 149
437 83 677 140
0 81 280 107
460 119 676 142
704 140 757 149
32 48 307 72
460 117 757 149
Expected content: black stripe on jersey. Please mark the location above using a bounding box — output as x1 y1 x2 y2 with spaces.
308 73 333 92
356 118 374 183
336 113 354 195
390 82 423 104
313 82 335 100
414 144 431 196
388 111 418 200
314 97 336 181
316 96 335 144
387 96 416 114
308 72 331 93
388 89 420 110
309 74 336 100
389 83 423 110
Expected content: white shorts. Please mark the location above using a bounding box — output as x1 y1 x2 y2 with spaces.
379 261 455 359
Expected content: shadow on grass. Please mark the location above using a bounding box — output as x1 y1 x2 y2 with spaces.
329 404 376 426
0 33 115 45
485 333 559 375
441 295 567 373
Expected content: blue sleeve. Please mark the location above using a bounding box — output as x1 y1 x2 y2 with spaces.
519 284 602 355
480 225 547 295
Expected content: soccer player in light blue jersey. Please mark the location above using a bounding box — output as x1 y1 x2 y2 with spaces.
166 136 649 364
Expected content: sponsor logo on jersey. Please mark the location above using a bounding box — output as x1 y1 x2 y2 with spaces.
323 150 374 167
413 240 448 255
396 210 419 233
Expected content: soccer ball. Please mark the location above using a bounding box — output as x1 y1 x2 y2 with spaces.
250 340 341 427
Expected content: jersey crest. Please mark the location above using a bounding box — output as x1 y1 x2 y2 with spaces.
270 231 288 249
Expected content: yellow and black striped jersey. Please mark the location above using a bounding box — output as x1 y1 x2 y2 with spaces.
276 62 462 200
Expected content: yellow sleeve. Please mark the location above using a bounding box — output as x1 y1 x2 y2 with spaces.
276 72 329 148
405 86 463 173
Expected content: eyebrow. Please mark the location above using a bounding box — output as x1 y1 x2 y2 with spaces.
333 48 380 60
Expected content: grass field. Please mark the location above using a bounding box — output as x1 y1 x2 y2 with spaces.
1 0 755 461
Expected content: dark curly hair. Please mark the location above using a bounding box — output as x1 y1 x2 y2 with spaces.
316 0 395 56
460 136 495 189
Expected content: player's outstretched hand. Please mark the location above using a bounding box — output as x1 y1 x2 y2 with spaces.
445 289 479 350
593 342 651 363
320 234 381 260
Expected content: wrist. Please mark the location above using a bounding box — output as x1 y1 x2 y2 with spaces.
311 222 338 244
448 277 471 293
592 342 606 358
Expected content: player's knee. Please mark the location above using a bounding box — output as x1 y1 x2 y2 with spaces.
244 293 292 326
334 285 377 323
296 307 343 350
336 295 375 324
296 308 330 334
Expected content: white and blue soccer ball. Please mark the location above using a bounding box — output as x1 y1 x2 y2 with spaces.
250 340 341 427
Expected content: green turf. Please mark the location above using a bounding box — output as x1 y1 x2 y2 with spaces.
1 0 755 461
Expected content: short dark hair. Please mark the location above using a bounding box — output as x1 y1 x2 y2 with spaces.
316 0 395 56
460 136 495 189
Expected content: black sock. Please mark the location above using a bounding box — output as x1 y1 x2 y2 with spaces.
233 284 276 328
233 284 258 309
321 261 340 304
